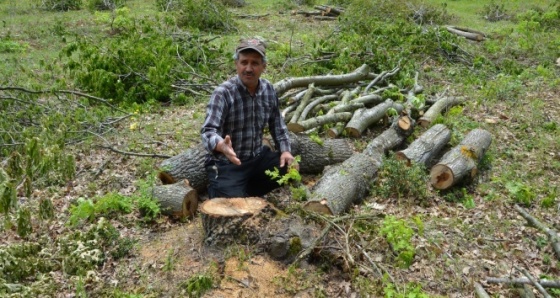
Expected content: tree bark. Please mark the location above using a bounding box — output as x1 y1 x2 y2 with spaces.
289 132 355 174
344 99 398 138
395 124 451 167
158 143 208 192
430 129 492 190
486 277 560 288
200 197 275 246
274 64 370 96
150 180 198 219
289 83 315 123
304 118 414 215
288 112 353 133
418 96 465 128
158 133 355 189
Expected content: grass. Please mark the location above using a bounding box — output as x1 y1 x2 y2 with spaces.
1 0 559 296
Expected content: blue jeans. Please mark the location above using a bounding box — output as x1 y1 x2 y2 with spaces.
205 146 287 199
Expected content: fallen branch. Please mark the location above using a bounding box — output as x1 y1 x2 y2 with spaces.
97 145 172 159
516 266 552 298
474 282 490 298
486 277 560 288
418 96 465 127
514 204 560 260
446 26 486 41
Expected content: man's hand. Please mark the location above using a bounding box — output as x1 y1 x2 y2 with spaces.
280 151 298 171
216 135 241 165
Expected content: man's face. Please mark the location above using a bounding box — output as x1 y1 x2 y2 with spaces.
235 50 266 90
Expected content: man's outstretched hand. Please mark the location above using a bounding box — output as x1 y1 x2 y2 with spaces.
216 135 241 165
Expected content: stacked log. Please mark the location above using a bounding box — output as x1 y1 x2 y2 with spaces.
157 133 355 191
430 128 492 190
304 116 415 215
150 180 198 219
395 124 451 167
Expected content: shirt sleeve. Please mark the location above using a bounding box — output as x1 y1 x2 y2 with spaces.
201 88 227 153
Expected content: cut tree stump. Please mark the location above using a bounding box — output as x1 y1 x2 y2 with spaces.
430 128 492 190
150 180 198 219
200 197 275 246
418 96 465 128
304 116 414 215
158 133 355 190
395 124 451 167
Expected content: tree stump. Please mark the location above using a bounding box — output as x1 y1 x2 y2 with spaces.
430 128 492 190
199 197 276 246
395 124 451 167
150 180 198 219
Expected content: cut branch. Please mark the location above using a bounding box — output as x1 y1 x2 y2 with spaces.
418 96 465 127
288 112 352 133
474 282 490 298
344 99 399 138
486 277 560 288
514 204 560 260
274 64 370 96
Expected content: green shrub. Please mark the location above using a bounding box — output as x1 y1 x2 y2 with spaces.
40 0 82 11
181 274 213 298
380 216 416 268
372 154 429 202
506 181 536 206
160 0 237 33
68 193 132 226
86 0 126 11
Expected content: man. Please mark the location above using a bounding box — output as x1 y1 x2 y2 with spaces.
200 38 296 199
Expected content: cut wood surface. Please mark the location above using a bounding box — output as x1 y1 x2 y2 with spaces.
304 117 414 215
430 128 492 190
418 96 465 127
158 133 355 190
395 123 451 166
150 180 198 219
200 197 273 246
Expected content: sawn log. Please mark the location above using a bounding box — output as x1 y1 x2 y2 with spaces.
150 180 198 219
158 133 355 192
430 128 492 190
395 124 451 167
417 96 465 128
304 116 414 215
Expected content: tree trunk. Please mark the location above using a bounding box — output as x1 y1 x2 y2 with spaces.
344 99 398 138
158 133 355 189
395 124 451 167
158 143 208 192
304 118 414 215
430 128 492 190
150 180 198 219
418 96 465 128
289 132 355 174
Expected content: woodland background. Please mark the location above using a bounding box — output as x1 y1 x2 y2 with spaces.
0 0 559 297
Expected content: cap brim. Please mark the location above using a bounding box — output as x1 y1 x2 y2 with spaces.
236 46 265 58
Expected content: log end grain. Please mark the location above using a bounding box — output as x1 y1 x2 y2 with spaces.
417 118 430 128
344 127 361 138
158 171 176 185
430 164 454 190
394 151 412 166
398 115 413 131
302 199 334 215
287 122 306 133
200 197 268 217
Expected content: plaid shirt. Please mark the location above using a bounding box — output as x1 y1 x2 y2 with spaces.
201 76 291 163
